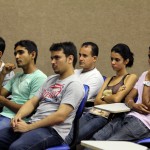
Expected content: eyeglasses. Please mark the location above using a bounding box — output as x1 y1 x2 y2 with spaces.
148 54 150 59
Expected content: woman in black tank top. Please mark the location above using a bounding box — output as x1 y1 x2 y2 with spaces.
89 47 150 143
94 43 137 105
87 43 138 141
88 43 138 121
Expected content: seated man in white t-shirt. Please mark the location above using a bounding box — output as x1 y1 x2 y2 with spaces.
65 42 104 145
75 42 104 101
0 40 47 130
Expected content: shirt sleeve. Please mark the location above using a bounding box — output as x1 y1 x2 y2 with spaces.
86 76 104 99
134 72 145 90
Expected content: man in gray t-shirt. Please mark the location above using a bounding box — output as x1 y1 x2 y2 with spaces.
0 42 84 150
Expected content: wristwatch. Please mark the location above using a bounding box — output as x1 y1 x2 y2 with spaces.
143 81 150 87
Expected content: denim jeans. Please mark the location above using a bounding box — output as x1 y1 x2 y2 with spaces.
0 115 11 130
0 127 64 150
92 114 150 141
108 115 150 141
92 113 125 140
65 113 108 144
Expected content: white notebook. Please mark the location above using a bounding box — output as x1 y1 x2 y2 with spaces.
94 103 131 113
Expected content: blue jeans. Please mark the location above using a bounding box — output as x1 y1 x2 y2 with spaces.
92 114 150 141
65 113 108 144
0 127 64 150
108 115 150 141
0 115 11 130
92 113 125 140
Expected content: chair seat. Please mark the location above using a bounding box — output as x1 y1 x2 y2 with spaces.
46 144 70 150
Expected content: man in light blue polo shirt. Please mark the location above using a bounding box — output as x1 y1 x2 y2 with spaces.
0 40 47 130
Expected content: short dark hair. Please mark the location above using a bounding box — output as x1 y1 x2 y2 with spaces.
0 37 5 54
111 43 134 67
14 40 38 64
81 42 99 56
50 42 77 68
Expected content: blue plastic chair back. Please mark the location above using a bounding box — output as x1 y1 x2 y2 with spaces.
46 145 70 150
137 137 150 148
75 84 89 119
45 84 89 150
103 75 107 81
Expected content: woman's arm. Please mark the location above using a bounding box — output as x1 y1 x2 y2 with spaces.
94 77 111 105
142 71 150 109
142 86 150 109
125 88 138 109
96 74 137 105
125 88 150 114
